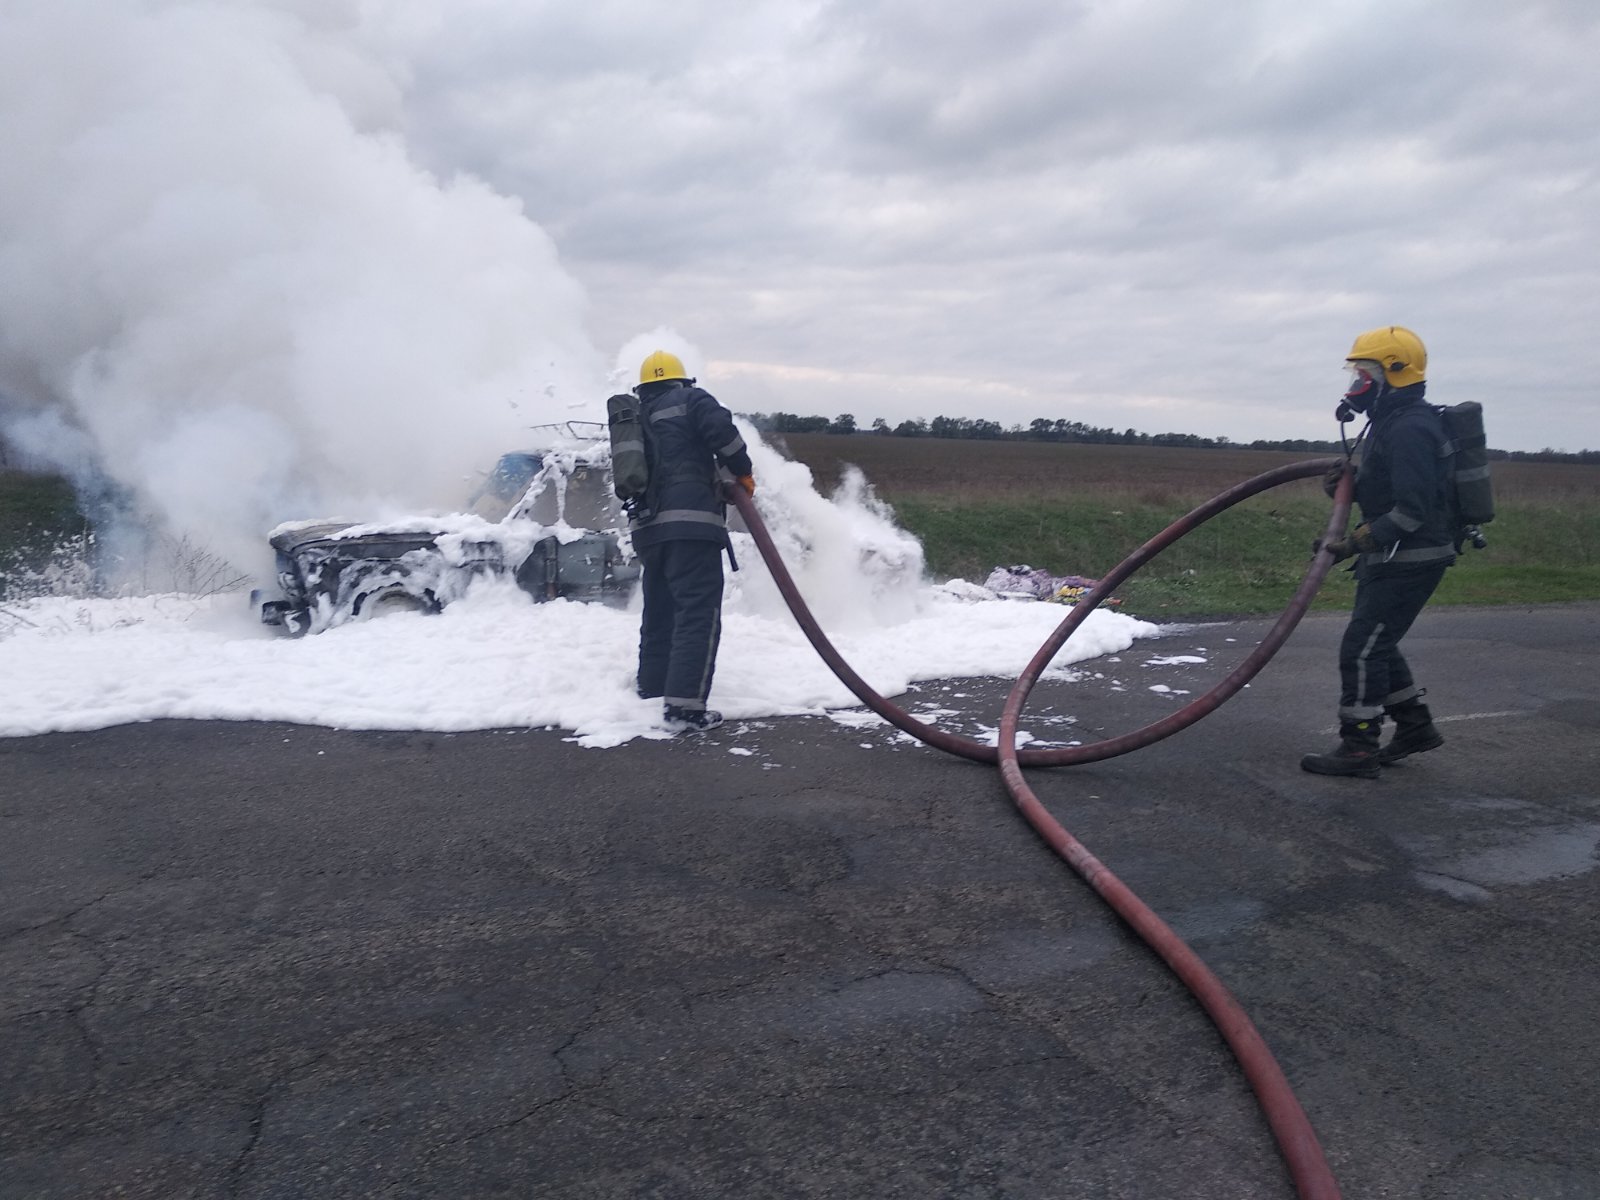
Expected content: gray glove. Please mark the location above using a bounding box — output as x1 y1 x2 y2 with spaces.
1313 536 1355 563
1312 523 1377 562
1322 462 1355 499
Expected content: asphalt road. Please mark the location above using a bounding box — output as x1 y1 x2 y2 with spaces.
3 603 1598 1200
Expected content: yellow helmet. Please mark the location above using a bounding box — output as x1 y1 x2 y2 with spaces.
1346 326 1426 387
638 350 689 385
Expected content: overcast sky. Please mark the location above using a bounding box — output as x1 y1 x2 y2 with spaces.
384 0 1600 451
3 0 1597 553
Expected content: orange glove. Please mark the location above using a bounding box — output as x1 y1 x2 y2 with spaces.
736 474 756 497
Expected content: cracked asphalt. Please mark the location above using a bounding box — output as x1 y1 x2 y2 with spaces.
3 603 1599 1199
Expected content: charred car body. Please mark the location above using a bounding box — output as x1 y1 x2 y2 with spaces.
256 437 640 635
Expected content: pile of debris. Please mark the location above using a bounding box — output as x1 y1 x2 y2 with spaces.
981 564 1120 607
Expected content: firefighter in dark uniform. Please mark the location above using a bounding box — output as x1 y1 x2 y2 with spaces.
1303 326 1453 778
629 350 754 733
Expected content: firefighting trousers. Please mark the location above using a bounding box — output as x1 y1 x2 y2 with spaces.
637 540 725 711
1337 563 1449 723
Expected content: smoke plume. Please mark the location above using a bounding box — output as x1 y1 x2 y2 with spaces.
0 1 607 579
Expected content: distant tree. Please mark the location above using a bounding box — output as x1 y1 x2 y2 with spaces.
770 412 828 433
748 407 1578 457
928 415 959 438
1252 437 1342 452
1055 419 1089 441
1500 447 1600 463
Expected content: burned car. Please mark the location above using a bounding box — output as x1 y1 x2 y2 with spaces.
256 435 640 635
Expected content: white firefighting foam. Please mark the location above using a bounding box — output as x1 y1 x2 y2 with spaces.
0 432 1159 748
0 576 1156 748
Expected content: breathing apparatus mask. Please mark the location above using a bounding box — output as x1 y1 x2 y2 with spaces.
1335 359 1386 422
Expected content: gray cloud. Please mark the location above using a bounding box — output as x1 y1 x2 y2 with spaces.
381 0 1598 448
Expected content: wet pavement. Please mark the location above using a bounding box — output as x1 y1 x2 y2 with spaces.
3 603 1598 1199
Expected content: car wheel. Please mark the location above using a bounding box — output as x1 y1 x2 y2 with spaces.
362 589 433 619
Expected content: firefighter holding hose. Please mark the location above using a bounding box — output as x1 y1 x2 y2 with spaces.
1302 326 1453 778
626 350 755 734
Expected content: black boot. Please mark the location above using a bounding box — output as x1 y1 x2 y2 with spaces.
664 704 723 734
1380 697 1444 764
1300 719 1382 779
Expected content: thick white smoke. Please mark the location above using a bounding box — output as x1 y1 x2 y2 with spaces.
0 1 606 577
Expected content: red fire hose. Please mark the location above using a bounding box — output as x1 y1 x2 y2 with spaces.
726 457 1352 1200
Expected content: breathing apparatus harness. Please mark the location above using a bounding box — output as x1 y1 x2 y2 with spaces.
607 390 652 520
1334 376 1494 553
607 383 742 571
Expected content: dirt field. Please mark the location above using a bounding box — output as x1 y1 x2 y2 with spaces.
776 432 1600 506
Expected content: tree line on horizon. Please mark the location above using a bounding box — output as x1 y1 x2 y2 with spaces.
740 411 1599 464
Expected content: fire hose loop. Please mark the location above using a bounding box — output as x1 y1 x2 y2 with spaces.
726 457 1352 1200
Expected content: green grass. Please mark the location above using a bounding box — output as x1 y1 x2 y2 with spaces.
1 471 91 597
1 470 80 540
8 448 1600 616
772 432 1600 615
886 493 1600 617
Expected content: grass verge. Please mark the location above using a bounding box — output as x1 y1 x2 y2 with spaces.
1 471 91 599
780 433 1600 613
8 454 1599 616
888 492 1600 617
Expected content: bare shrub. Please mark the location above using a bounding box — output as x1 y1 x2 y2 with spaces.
0 602 40 634
150 533 250 598
2 528 249 602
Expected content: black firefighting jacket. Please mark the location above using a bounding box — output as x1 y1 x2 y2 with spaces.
628 381 752 551
1353 382 1457 574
